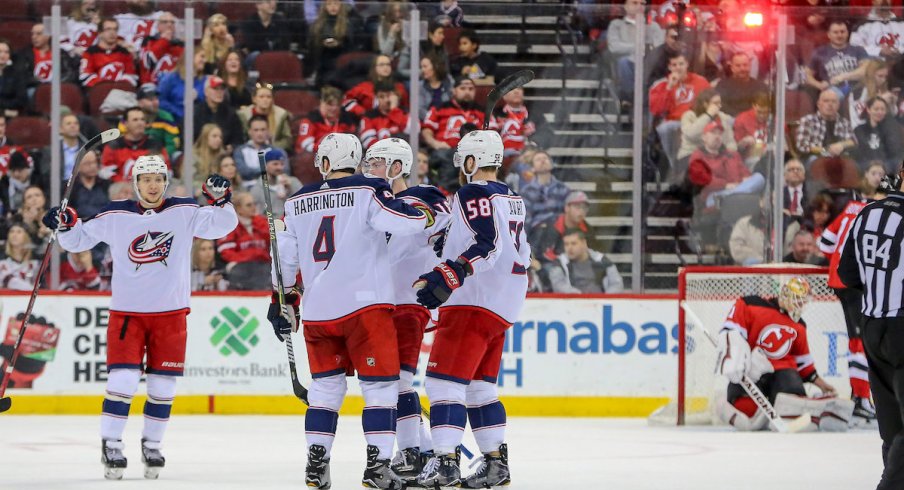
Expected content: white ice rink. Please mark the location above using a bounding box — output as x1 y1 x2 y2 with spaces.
0 415 884 489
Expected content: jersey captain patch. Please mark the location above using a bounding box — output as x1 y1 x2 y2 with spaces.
128 230 175 268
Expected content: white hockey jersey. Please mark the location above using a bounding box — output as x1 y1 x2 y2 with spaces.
851 19 904 57
390 185 452 307
274 174 431 323
438 180 530 324
115 11 161 53
58 198 238 314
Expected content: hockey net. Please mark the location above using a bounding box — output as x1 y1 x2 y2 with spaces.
648 265 850 426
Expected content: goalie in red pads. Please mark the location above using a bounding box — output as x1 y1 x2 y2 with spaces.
715 277 855 431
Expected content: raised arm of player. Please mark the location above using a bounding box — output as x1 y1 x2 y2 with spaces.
190 204 238 240
367 179 433 235
55 207 113 253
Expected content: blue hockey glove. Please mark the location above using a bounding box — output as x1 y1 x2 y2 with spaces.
42 206 78 232
267 289 301 342
414 258 471 309
202 174 232 206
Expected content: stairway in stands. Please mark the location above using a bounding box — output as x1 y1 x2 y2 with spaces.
460 0 700 291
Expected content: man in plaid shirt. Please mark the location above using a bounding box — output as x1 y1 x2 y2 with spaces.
795 89 856 163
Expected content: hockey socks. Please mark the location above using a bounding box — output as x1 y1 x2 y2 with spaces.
142 374 176 444
305 407 340 454
361 380 399 459
397 390 422 450
848 338 872 399
101 369 141 441
429 402 467 454
467 400 507 454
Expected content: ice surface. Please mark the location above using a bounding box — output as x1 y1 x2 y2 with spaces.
0 416 883 489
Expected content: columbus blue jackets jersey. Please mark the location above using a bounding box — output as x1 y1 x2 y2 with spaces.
57 198 238 313
274 174 431 323
390 185 452 307
439 180 530 323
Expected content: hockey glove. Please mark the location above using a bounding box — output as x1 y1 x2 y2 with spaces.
717 329 751 384
746 347 774 383
42 206 78 232
267 288 301 342
410 201 436 228
429 226 448 258
414 258 471 309
202 174 232 207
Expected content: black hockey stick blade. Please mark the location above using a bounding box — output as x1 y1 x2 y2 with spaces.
483 69 535 130
0 395 10 413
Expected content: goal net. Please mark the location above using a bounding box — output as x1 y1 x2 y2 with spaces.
649 265 851 426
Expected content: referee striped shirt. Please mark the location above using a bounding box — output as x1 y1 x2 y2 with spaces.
839 191 904 318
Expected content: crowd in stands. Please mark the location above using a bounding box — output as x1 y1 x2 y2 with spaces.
0 0 620 294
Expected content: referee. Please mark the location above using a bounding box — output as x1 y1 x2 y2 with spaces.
839 171 904 490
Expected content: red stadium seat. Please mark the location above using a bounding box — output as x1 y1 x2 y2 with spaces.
7 116 51 149
273 88 320 119
34 82 86 115
291 151 322 185
335 51 376 73
0 2 29 19
784 90 814 123
254 51 304 84
443 27 461 58
0 20 37 52
87 81 136 116
213 2 257 22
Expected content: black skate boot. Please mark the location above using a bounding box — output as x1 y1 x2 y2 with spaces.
141 438 165 479
101 439 127 480
853 397 877 423
461 444 510 488
306 444 332 489
362 444 404 489
391 446 423 483
415 447 461 488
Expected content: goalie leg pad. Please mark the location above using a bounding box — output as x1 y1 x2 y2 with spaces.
306 374 347 455
360 380 399 459
142 374 177 444
716 396 769 431
466 381 507 454
818 398 854 432
424 377 467 455
101 369 142 441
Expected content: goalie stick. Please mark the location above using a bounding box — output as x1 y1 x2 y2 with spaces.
258 150 309 405
0 128 121 414
482 70 535 130
680 301 811 433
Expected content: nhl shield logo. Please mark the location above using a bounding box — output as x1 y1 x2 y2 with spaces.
366 357 376 367
128 230 175 269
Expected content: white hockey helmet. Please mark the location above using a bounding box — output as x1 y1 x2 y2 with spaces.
131 154 169 201
453 130 503 181
364 137 413 182
315 133 363 176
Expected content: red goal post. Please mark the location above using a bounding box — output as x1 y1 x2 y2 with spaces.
652 265 850 426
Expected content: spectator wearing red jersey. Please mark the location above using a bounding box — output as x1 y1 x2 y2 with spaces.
359 81 409 148
295 86 357 154
17 23 79 92
342 54 409 118
649 52 710 169
686 121 754 207
217 192 271 265
494 86 535 155
100 107 169 182
80 18 139 88
60 250 101 291
733 92 773 167
139 11 183 85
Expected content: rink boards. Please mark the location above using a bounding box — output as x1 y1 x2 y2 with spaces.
0 291 853 417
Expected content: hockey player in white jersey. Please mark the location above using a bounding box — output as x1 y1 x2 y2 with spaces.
267 133 437 490
362 137 452 484
42 155 237 480
413 130 530 488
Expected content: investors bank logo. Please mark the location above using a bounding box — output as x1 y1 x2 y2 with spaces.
210 307 260 356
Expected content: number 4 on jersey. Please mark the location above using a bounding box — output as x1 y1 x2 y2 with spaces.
313 216 336 263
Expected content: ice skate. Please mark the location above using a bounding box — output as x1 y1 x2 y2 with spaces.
362 444 403 489
390 446 423 483
461 444 511 488
305 444 331 489
101 439 127 480
852 396 876 423
416 447 461 488
140 438 165 479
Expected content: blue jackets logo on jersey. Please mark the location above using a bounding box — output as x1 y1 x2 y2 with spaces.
128 230 175 269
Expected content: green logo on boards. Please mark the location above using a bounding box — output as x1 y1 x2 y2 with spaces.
209 307 260 356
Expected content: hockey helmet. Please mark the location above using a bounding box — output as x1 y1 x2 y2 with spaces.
453 130 503 181
364 137 412 182
778 276 811 322
315 133 362 177
131 154 169 202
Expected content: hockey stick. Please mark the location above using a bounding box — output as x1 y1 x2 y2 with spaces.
680 301 811 433
0 128 121 414
482 70 535 130
258 151 309 405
